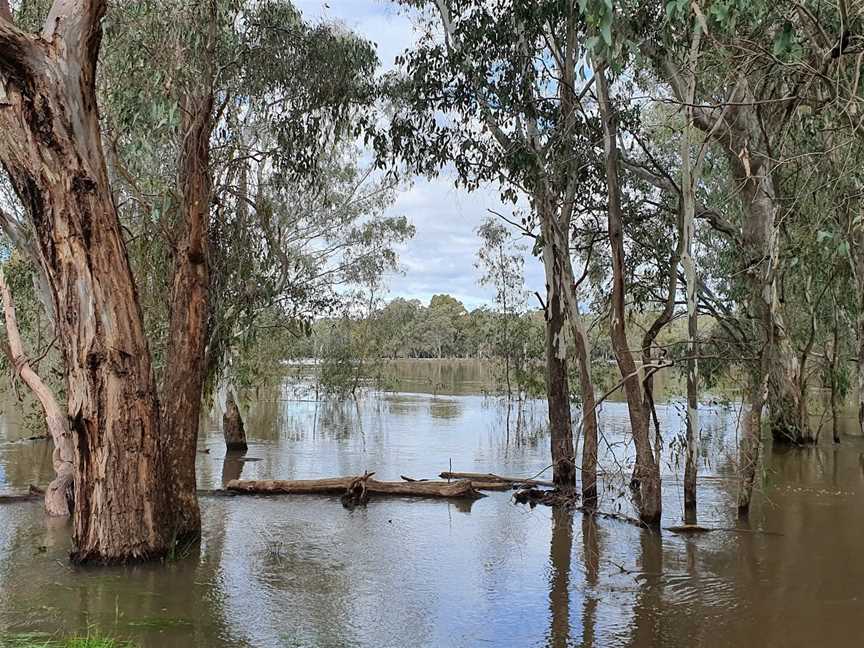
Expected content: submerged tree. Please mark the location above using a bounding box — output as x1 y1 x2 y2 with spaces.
388 0 599 497
0 0 405 562
0 0 177 562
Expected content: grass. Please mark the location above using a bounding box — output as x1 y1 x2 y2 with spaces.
1 631 135 648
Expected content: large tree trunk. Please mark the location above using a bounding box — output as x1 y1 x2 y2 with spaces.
0 2 173 562
160 91 214 541
597 70 661 526
538 196 598 499
540 208 576 492
544 277 575 491
738 168 809 445
0 268 73 516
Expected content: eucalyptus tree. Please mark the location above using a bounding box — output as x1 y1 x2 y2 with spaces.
476 216 528 398
103 0 409 535
643 1 848 447
387 0 600 499
0 0 181 562
0 0 403 562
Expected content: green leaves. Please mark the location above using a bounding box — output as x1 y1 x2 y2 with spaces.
665 0 688 20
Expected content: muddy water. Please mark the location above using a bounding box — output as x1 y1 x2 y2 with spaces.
1 379 863 647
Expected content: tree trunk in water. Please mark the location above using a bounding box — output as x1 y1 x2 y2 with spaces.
597 70 660 526
663 61 807 446
160 92 214 541
853 238 864 437
572 321 597 508
830 303 841 444
0 269 73 516
544 282 575 491
558 248 598 507
540 205 576 493
714 86 807 445
738 369 767 516
0 3 173 562
680 52 700 520
539 200 596 499
223 391 248 452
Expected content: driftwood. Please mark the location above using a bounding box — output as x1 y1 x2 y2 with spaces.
513 487 648 529
513 487 579 507
439 471 554 487
227 475 485 500
402 474 512 491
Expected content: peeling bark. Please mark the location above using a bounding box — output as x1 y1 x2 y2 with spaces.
655 54 809 445
538 197 597 500
0 1 173 562
542 245 575 492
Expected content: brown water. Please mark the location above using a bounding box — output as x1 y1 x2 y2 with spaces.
1 369 863 647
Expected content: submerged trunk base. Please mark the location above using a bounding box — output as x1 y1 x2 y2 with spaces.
223 393 248 452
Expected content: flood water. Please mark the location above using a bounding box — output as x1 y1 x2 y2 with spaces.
1 362 863 647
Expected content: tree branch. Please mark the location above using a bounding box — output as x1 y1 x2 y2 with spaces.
43 0 106 82
620 153 741 242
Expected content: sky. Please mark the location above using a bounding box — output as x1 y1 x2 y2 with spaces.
292 0 546 310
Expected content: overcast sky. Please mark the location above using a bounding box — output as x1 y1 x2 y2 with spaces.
293 0 545 310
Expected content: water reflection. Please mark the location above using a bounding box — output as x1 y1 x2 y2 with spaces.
2 373 864 647
580 515 599 648
546 508 573 648
429 398 462 420
221 451 246 485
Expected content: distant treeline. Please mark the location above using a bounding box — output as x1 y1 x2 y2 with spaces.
290 294 544 361
279 293 725 399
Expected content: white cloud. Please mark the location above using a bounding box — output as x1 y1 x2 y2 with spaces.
293 0 546 310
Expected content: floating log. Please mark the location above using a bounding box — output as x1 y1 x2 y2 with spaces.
665 524 713 534
0 489 41 504
227 476 485 500
439 471 554 487
402 474 512 491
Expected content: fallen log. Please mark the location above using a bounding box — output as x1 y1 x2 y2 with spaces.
227 476 485 500
0 485 46 503
440 471 554 487
402 474 512 492
513 487 579 508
